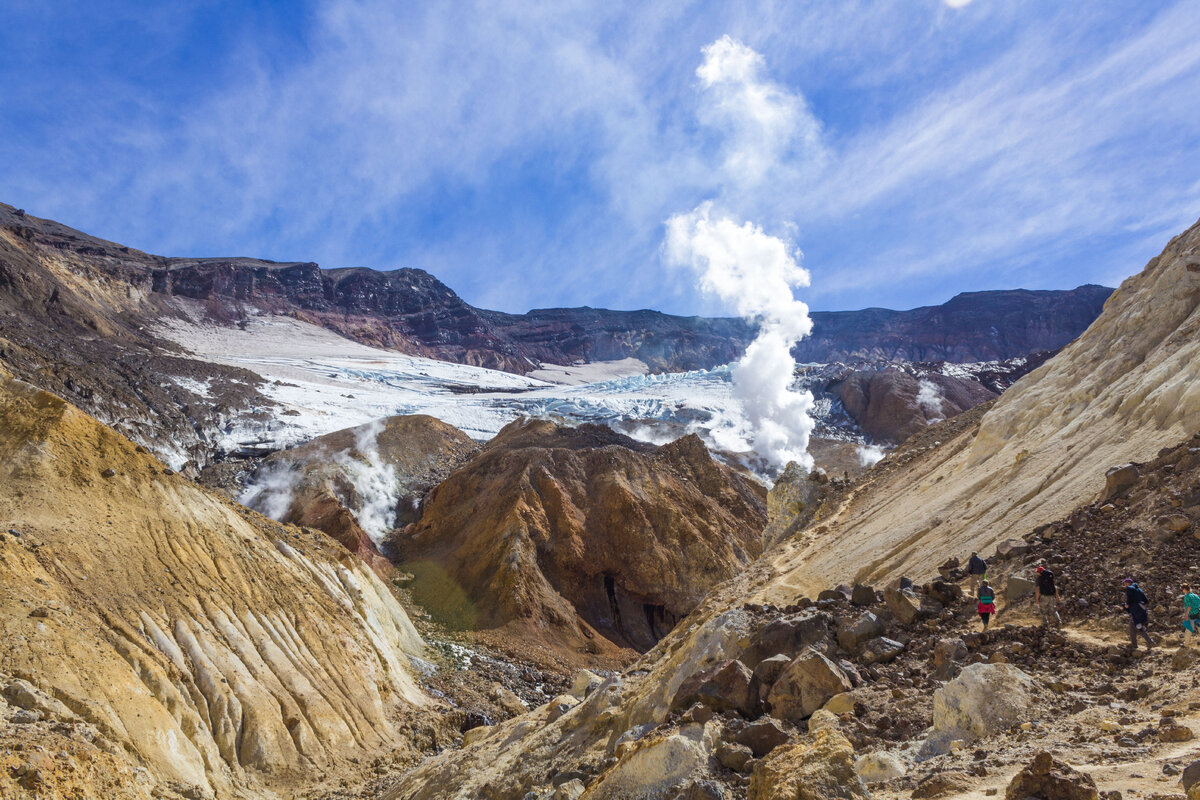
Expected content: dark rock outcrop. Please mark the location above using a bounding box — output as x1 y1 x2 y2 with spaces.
1005 751 1098 800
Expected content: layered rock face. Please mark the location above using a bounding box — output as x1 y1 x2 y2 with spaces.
393 419 767 654
0 378 428 799
239 415 478 573
2 202 1110 384
794 285 1113 363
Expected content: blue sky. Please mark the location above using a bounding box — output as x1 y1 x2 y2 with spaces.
2 1 1199 316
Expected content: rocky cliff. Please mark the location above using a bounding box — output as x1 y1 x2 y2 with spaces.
0 205 277 470
392 419 768 656
796 285 1113 364
0 377 430 799
2 202 1110 383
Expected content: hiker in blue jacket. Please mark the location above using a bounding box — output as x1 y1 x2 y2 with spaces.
1122 577 1154 650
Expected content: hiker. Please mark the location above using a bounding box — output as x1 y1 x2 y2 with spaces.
1122 577 1154 650
966 551 987 594
977 578 996 631
1181 583 1200 638
1034 566 1061 628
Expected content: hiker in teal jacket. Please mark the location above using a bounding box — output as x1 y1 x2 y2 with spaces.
1182 583 1200 637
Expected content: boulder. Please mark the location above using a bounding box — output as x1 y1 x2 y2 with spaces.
1005 751 1098 800
767 648 854 721
836 612 883 652
1004 575 1036 602
671 660 756 716
754 655 793 701
744 611 832 668
823 693 857 715
854 751 907 783
748 726 869 800
1160 723 1195 742
919 595 945 618
860 637 905 665
1182 759 1200 792
736 717 790 758
569 669 604 700
938 557 960 580
928 580 964 606
1173 647 1199 671
884 585 921 623
1162 514 1193 533
716 742 755 772
850 584 876 607
589 726 708 799
1103 464 1140 501
674 780 730 800
913 771 972 799
553 779 586 800
994 538 1031 559
932 638 969 680
931 663 1036 746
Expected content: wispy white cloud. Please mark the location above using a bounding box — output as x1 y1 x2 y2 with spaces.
2 1 1199 315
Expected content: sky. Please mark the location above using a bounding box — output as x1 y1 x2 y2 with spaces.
2 0 1199 316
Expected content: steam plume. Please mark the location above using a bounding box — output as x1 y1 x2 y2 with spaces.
916 379 946 423
665 203 815 471
856 443 886 468
335 419 400 543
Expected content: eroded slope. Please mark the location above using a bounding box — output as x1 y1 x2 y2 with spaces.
0 378 428 799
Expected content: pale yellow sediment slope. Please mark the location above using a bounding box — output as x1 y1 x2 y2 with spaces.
761 216 1200 598
0 378 428 799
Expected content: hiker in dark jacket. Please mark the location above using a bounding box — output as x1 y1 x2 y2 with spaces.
1034 566 1062 628
1123 577 1154 650
966 552 987 594
977 578 997 631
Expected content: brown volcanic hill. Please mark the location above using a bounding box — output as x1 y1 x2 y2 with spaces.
0 377 430 799
392 419 768 655
239 414 478 573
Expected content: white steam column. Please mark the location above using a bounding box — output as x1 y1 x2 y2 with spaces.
666 204 816 472
664 36 820 474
